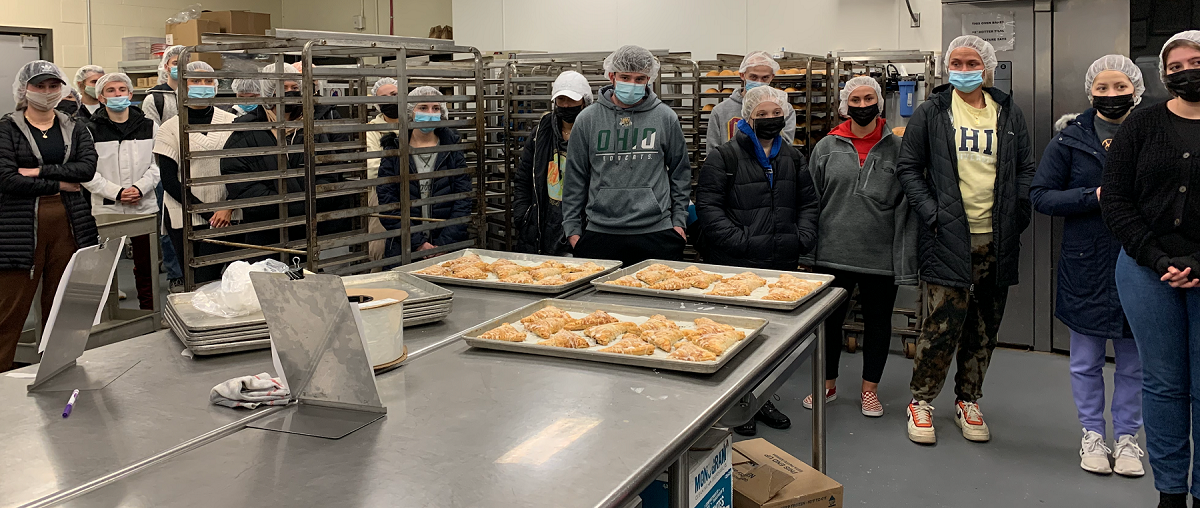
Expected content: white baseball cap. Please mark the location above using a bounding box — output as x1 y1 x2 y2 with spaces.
551 71 593 104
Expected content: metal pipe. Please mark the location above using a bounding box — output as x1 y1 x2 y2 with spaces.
812 323 827 473
85 0 93 64
667 454 688 508
302 41 319 271
198 239 307 255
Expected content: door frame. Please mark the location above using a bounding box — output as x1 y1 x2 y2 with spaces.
0 26 54 62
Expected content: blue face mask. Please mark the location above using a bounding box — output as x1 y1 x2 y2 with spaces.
169 66 178 80
744 80 767 91
240 104 258 113
948 70 985 93
414 112 440 133
104 96 131 112
613 81 646 105
187 85 216 99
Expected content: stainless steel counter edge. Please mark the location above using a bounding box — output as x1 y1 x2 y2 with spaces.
583 287 848 508
20 406 286 508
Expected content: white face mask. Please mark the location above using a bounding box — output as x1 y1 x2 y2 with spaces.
25 90 63 111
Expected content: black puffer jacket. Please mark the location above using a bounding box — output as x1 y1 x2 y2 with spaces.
0 110 99 271
695 129 819 270
895 86 1036 288
512 111 570 255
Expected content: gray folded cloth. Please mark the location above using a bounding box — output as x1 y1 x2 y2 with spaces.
210 373 291 409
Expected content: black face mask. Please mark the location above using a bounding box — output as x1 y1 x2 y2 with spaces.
283 90 303 118
753 116 786 140
378 102 399 119
1092 93 1135 120
56 100 78 115
847 104 879 127
556 104 583 124
1165 68 1200 103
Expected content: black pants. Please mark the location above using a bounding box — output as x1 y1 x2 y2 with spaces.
818 267 900 384
168 224 241 285
573 229 685 267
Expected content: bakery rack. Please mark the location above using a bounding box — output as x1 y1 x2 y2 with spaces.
834 50 937 130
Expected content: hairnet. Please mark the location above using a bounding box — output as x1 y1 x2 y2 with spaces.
551 71 594 105
741 85 790 119
95 73 133 95
945 35 998 72
371 77 399 96
739 51 780 74
158 45 187 83
1159 30 1200 81
12 60 68 108
407 85 448 120
603 45 660 81
230 78 263 95
260 62 302 97
1085 55 1145 105
185 60 215 76
839 76 885 117
74 64 105 87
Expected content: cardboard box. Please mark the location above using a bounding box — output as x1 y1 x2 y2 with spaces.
640 431 733 508
731 439 842 508
164 19 222 69
199 10 271 36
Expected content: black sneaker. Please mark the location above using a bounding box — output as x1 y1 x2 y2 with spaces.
756 401 792 430
1158 493 1186 508
733 418 757 437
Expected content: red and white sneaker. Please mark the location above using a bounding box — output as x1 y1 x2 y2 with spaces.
861 391 884 417
907 401 936 444
955 400 991 442
802 388 837 409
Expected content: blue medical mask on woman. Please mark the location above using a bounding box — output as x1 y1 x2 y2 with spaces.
414 112 440 133
614 81 646 104
948 70 985 93
104 96 131 112
240 104 259 113
744 80 767 91
187 85 216 99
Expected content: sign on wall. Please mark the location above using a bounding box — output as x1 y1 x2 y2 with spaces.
962 12 1016 51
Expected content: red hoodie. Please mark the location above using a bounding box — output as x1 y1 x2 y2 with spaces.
828 118 885 167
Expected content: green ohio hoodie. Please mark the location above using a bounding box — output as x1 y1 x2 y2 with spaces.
562 85 692 237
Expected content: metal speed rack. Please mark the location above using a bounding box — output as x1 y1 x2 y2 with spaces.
174 30 492 289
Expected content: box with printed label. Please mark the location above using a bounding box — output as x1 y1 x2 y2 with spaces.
690 432 733 508
164 19 223 69
731 439 842 508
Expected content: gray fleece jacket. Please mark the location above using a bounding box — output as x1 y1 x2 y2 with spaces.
799 121 920 285
706 87 796 156
563 85 692 237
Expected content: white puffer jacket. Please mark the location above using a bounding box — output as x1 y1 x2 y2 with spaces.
82 106 160 215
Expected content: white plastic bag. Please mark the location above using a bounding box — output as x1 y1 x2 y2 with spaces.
191 259 290 318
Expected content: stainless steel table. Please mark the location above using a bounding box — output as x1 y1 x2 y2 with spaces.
34 288 845 508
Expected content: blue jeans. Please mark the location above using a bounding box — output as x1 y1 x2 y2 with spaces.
1115 251 1200 496
156 183 182 280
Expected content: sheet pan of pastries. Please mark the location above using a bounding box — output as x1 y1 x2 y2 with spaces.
591 260 835 310
400 249 622 293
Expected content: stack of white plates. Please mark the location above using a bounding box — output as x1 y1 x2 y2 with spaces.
165 271 453 356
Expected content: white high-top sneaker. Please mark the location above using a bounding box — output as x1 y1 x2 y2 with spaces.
1079 429 1112 474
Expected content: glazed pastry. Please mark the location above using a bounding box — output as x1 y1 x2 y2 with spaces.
446 254 487 270
598 335 656 356
650 277 691 291
694 331 745 355
500 272 535 284
487 259 518 272
414 265 451 276
644 328 686 352
636 269 672 285
769 273 823 293
728 278 765 292
531 267 565 280
762 287 805 301
574 262 606 273
494 264 529 278
525 317 568 339
726 271 767 287
451 266 488 280
606 275 643 288
565 310 618 331
694 318 737 335
706 282 752 297
639 315 680 332
520 306 572 325
679 329 703 341
538 331 591 349
669 341 718 362
675 265 706 278
532 260 567 270
585 322 641 345
479 323 526 342
683 273 723 289
562 272 590 282
534 275 566 286
645 263 676 274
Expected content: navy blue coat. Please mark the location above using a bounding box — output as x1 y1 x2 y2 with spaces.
377 128 471 259
1030 109 1131 339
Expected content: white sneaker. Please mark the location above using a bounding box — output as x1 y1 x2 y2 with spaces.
118 289 127 300
954 400 991 442
907 401 936 444
1112 434 1146 477
1079 429 1112 474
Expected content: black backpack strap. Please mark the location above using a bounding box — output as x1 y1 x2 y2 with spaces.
154 91 166 119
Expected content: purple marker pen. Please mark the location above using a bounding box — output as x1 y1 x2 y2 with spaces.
62 389 79 418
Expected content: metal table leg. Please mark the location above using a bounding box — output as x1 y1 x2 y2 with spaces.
667 454 688 508
812 324 827 473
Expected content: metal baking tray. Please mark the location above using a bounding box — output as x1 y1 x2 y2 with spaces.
590 259 835 311
397 248 622 294
342 270 454 306
165 313 268 344
461 299 768 374
187 339 272 355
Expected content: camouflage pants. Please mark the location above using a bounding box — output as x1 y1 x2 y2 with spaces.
910 234 1010 403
